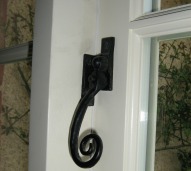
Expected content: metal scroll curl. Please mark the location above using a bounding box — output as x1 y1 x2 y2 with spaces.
69 71 107 168
68 37 115 168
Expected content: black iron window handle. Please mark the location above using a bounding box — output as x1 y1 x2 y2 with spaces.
69 37 115 168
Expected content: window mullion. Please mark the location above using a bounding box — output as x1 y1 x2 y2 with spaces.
129 0 152 21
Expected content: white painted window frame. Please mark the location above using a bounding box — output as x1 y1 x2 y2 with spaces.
123 3 191 171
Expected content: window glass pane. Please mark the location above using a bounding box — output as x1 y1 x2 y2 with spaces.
151 0 191 12
161 0 191 10
0 0 34 170
150 37 191 171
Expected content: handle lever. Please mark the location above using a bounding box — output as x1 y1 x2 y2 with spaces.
69 37 115 168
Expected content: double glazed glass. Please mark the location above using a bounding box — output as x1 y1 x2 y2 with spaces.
148 36 191 171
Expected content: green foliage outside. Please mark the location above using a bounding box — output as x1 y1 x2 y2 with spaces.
157 39 191 170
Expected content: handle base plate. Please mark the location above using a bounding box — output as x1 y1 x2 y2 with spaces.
81 37 115 106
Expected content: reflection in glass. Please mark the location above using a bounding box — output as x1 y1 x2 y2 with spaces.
155 38 191 171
